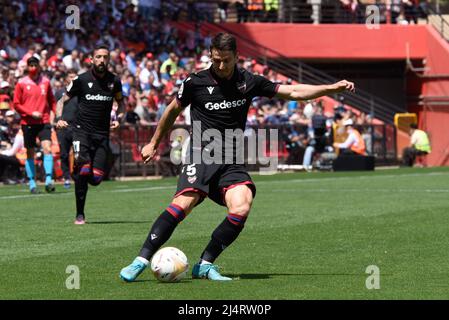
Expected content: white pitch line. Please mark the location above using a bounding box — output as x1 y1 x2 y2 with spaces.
270 188 449 193
0 171 447 200
110 186 175 193
0 193 73 200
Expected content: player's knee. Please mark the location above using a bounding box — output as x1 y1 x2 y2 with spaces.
41 140 52 154
225 186 253 218
88 168 104 186
228 202 252 218
172 192 201 215
75 161 91 177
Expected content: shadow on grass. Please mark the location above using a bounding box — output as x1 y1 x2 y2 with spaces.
226 273 372 280
131 279 194 284
88 220 150 225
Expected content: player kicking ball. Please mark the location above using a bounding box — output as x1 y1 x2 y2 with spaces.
120 33 354 281
56 45 122 225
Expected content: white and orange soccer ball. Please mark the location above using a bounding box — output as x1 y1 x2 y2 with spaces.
150 247 189 282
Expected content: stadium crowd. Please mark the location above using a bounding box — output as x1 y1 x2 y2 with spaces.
0 0 374 185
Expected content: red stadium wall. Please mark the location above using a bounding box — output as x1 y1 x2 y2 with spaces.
215 24 428 60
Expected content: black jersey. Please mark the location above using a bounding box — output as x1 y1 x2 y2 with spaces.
177 66 279 155
66 70 122 135
178 66 279 132
61 95 78 125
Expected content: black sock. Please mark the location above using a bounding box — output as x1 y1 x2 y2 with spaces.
200 214 246 263
74 175 89 218
139 205 186 260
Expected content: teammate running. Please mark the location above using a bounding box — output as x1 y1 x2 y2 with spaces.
55 69 78 189
57 45 122 225
120 33 355 281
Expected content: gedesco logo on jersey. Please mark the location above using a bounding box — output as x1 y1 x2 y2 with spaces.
85 94 113 101
205 99 247 111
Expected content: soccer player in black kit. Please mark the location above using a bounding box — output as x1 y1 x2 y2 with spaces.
57 45 122 225
55 69 78 189
120 33 355 281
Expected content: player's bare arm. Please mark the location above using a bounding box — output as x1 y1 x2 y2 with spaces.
110 93 124 130
55 94 70 129
275 80 355 101
141 98 184 164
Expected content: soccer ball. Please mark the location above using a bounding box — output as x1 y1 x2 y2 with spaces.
150 247 189 282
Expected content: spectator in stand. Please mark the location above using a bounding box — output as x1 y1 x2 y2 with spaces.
47 47 65 72
160 53 178 77
0 111 24 185
401 123 431 166
236 0 249 23
0 81 12 111
125 49 138 76
289 106 310 126
391 0 403 24
135 94 153 125
123 102 141 126
248 0 264 22
264 0 279 22
63 30 78 52
333 118 366 156
62 50 81 71
403 0 418 24
6 39 20 61
284 125 307 165
217 1 229 22
302 105 330 171
20 45 36 65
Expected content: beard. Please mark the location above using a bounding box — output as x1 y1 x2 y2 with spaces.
93 64 106 74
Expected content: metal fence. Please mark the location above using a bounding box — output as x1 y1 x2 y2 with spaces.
113 123 398 177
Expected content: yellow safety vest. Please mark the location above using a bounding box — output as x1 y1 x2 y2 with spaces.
264 0 279 11
413 129 431 153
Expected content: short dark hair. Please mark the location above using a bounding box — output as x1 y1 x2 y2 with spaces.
410 123 418 129
93 44 109 55
66 69 77 77
210 33 237 54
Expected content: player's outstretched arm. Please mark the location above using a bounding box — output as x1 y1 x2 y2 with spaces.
275 80 355 101
141 98 184 164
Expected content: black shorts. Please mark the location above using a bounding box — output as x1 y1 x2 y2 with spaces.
22 124 52 149
175 162 256 207
72 129 110 172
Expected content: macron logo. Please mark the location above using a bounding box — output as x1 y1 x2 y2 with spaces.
150 234 158 240
207 86 214 95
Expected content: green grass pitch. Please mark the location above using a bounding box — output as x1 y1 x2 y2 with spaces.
1 167 449 300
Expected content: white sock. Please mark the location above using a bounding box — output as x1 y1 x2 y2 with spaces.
136 256 149 265
199 259 212 265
